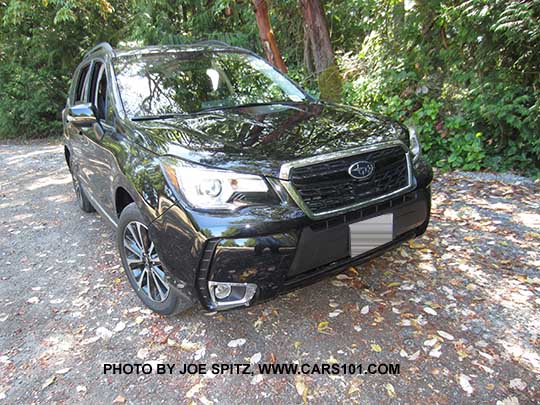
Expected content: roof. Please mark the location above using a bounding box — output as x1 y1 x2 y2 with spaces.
84 41 250 60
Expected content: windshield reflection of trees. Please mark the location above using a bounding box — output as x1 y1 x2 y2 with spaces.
115 52 296 116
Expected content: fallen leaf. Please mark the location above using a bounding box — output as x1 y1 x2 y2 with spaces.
194 347 206 361
429 346 442 358
113 322 126 333
424 337 438 347
137 348 149 359
250 352 262 364
227 338 246 348
81 336 100 345
317 321 330 332
385 383 396 398
408 350 421 361
113 395 126 404
180 340 199 351
186 383 204 399
42 376 56 390
437 330 455 340
371 344 382 353
423 307 437 316
458 373 474 395
295 375 308 400
347 267 359 275
251 374 263 385
509 378 527 391
408 240 426 249
361 305 369 315
95 327 113 340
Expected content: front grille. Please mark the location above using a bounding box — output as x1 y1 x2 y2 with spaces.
288 145 409 215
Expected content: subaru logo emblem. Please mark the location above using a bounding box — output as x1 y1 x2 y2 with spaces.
348 161 374 180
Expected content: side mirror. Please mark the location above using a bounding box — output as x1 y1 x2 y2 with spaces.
66 103 97 128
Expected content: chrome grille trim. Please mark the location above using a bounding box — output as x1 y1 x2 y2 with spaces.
279 141 415 220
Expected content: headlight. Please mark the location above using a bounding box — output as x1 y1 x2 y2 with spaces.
161 159 277 211
408 126 421 161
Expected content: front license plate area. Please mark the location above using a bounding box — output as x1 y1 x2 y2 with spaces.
349 213 394 257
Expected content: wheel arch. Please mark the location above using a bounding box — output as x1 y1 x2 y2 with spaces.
115 186 135 218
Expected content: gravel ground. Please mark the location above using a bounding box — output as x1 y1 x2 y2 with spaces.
1 141 539 404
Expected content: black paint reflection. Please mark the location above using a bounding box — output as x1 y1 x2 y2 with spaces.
132 102 409 178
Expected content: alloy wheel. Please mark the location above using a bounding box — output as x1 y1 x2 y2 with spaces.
122 221 170 302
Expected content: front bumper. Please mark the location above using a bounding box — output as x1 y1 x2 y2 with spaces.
202 188 430 310
149 159 432 311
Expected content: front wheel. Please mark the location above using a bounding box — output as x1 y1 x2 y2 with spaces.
116 203 191 316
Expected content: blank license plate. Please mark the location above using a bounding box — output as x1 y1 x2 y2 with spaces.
349 213 394 257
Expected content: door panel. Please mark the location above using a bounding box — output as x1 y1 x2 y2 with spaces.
81 61 120 219
67 64 92 187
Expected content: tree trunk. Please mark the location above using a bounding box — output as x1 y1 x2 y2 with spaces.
300 0 342 100
303 24 314 75
300 0 334 73
252 0 287 73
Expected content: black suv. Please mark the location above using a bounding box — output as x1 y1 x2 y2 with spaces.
63 41 432 316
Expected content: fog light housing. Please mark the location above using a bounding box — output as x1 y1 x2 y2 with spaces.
214 283 232 299
208 281 257 310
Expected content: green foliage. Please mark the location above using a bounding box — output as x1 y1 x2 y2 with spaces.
0 0 538 176
0 0 129 138
340 0 540 176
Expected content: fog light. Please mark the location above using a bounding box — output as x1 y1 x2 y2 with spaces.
214 283 232 299
208 281 257 310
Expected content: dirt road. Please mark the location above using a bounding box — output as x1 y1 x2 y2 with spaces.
1 142 539 403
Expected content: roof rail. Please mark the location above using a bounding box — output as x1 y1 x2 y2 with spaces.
193 40 232 48
85 42 114 57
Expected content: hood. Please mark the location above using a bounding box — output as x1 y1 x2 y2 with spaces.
131 102 408 179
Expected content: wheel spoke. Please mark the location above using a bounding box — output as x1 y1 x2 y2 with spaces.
127 257 144 268
150 269 167 301
152 266 168 286
122 220 169 303
137 267 148 289
124 239 142 257
127 224 144 252
147 268 157 300
136 222 147 251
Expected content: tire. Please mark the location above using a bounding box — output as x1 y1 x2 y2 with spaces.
71 172 95 213
116 203 191 316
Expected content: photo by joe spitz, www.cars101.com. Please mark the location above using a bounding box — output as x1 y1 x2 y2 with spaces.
63 41 432 316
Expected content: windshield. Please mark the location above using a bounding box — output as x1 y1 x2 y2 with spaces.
113 51 308 117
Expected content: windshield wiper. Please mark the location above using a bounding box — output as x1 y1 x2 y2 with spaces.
194 101 305 114
131 113 188 121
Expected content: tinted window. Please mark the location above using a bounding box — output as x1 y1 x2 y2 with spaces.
75 65 90 102
113 51 307 117
89 63 108 120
